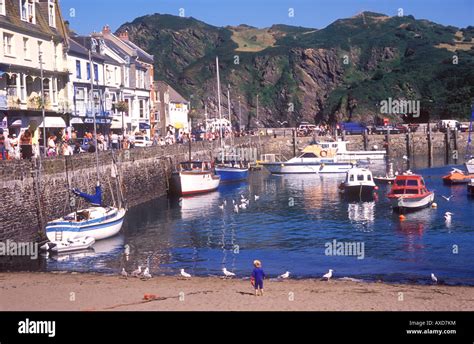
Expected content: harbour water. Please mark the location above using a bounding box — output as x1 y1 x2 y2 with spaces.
3 155 474 286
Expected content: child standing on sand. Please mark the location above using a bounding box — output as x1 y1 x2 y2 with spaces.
251 260 266 296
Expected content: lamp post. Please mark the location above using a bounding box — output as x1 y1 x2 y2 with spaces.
120 84 124 136
39 51 46 157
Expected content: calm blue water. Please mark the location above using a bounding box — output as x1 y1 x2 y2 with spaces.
34 156 474 286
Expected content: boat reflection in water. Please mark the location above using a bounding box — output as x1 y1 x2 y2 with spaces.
347 202 375 232
44 234 125 272
394 208 433 254
179 191 221 220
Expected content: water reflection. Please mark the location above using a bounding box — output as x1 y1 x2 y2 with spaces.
395 208 433 254
347 202 375 232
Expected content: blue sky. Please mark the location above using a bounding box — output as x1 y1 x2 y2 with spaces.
60 0 474 34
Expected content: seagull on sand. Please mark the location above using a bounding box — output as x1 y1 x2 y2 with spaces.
131 266 142 277
442 195 454 201
431 273 438 284
222 268 236 278
142 267 152 279
254 195 260 201
444 212 453 222
279 271 290 279
121 268 128 278
322 269 333 281
180 269 192 279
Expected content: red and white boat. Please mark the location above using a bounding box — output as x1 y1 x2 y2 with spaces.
387 172 434 212
170 161 221 196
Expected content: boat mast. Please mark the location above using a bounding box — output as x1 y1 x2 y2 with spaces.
216 56 223 148
227 85 233 147
89 44 100 185
467 103 473 158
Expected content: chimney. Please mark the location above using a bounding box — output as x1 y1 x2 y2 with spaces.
119 30 129 41
102 25 111 34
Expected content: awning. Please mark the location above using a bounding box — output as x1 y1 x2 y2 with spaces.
70 117 84 125
139 122 151 130
10 119 22 127
38 117 67 128
110 117 123 129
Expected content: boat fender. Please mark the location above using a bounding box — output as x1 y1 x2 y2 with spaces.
281 163 285 167
399 214 406 221
431 202 438 209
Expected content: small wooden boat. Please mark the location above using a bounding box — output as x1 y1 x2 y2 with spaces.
388 173 434 212
170 161 221 196
40 236 96 253
442 168 474 184
374 163 397 184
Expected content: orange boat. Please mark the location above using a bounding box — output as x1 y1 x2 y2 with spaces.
388 173 435 212
442 168 474 184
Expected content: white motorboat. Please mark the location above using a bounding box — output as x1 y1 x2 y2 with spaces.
41 236 96 253
261 144 354 174
374 163 397 183
465 157 474 174
339 167 377 200
170 161 221 196
46 206 126 242
315 140 386 161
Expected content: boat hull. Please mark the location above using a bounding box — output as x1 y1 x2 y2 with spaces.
262 162 353 174
468 182 474 196
442 172 474 184
342 184 376 200
337 151 386 161
46 208 126 242
389 193 435 212
171 171 221 196
215 167 249 182
466 159 474 174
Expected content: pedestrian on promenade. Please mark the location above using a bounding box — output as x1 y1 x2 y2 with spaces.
20 129 33 160
251 260 266 296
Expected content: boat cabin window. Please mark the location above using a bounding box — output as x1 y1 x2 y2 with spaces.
301 153 318 158
321 144 329 149
332 144 338 148
349 174 354 181
396 180 406 186
367 175 372 181
357 175 365 181
393 189 405 195
405 189 419 195
407 180 418 186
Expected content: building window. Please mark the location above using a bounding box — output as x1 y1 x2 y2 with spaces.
86 63 91 80
139 100 145 118
93 64 99 82
76 60 81 79
3 33 13 56
20 0 35 23
74 87 86 116
48 0 55 27
0 0 5 15
22 37 30 60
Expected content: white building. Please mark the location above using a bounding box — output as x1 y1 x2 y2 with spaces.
155 81 189 135
0 0 70 137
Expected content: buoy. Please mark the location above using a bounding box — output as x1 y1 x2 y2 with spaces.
399 214 406 221
431 202 438 209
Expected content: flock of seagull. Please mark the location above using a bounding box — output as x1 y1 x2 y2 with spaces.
216 194 260 213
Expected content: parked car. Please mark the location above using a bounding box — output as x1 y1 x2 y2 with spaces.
457 122 470 132
297 122 318 136
374 125 402 134
133 136 153 147
340 122 368 135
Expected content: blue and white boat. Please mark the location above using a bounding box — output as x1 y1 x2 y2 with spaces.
215 165 249 182
46 205 126 242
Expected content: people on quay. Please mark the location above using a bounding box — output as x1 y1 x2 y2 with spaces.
20 129 33 160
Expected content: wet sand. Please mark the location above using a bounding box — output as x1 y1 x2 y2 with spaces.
0 272 473 311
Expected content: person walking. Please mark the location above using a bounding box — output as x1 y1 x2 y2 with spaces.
20 129 33 160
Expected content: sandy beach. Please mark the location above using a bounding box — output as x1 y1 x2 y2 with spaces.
0 272 473 311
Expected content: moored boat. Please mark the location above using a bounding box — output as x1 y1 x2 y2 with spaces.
261 145 354 174
170 161 221 196
339 167 377 200
315 140 386 161
215 165 249 182
465 157 474 174
468 179 474 196
387 173 434 212
41 236 96 253
46 206 126 242
442 168 474 184
374 163 397 184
